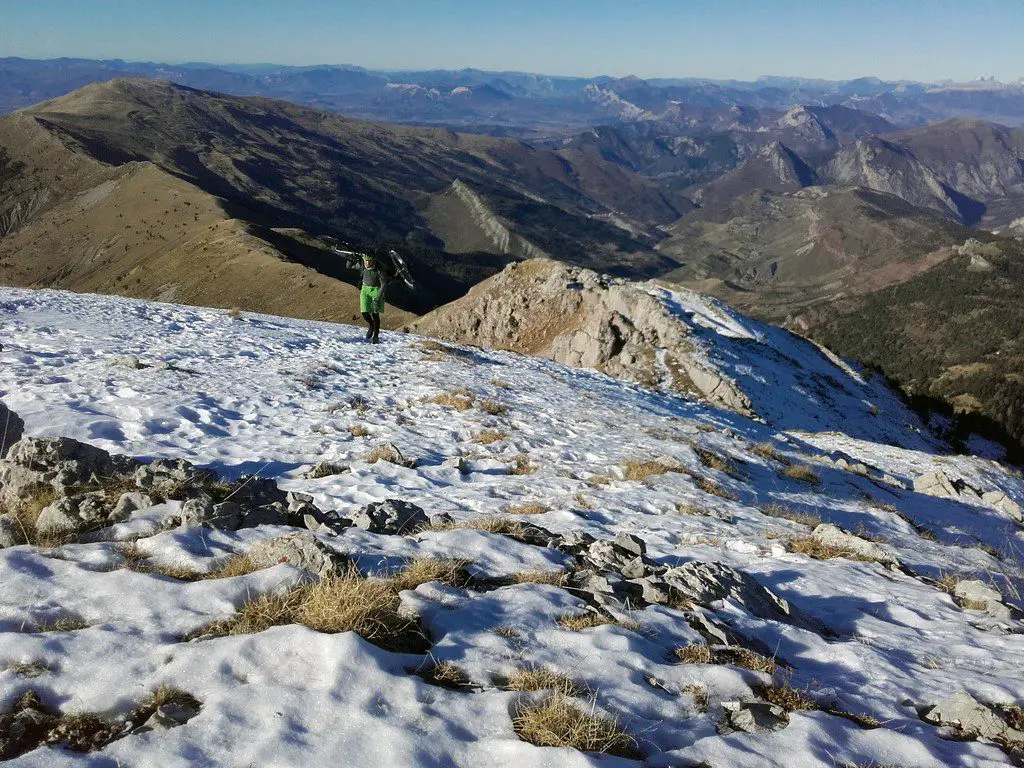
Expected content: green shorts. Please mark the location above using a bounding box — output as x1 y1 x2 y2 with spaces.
360 284 384 314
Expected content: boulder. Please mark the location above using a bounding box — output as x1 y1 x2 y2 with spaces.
953 580 1015 621
913 470 959 499
241 503 289 528
180 498 241 530
441 456 469 474
111 492 153 521
720 700 790 734
0 437 134 508
0 401 24 458
922 690 1024 741
346 499 428 534
35 492 110 537
0 513 20 548
246 532 339 578
981 490 1023 523
811 524 899 565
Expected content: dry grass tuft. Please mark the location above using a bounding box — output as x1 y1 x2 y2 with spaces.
556 612 639 633
758 681 816 711
673 644 777 674
692 445 736 475
684 684 710 712
513 694 641 759
761 503 821 527
751 442 791 465
783 465 820 485
787 537 880 563
504 666 588 697
509 453 536 475
426 392 475 411
390 557 473 591
695 477 737 500
226 307 243 320
118 544 260 581
513 570 567 586
479 399 508 416
418 661 471 689
29 616 89 633
473 429 508 445
621 459 684 482
493 625 522 639
4 661 48 677
191 567 427 652
507 503 549 516
587 474 611 486
428 515 526 539
348 424 371 437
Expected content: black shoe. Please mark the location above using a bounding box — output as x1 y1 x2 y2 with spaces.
371 335 380 344
365 328 373 339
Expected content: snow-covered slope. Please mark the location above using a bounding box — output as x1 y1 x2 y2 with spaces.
1 287 1023 767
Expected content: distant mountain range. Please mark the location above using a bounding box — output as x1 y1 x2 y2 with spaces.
4 71 1024 452
5 57 1024 131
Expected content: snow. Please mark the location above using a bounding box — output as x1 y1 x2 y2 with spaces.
1 286 1023 766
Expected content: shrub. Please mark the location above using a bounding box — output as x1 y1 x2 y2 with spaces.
512 694 641 759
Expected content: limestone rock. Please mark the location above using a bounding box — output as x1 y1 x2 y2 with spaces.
180 498 241 530
981 490 1023 523
953 580 1015 621
247 532 339 578
346 499 428 534
35 492 110 537
812 524 898 565
913 470 959 499
720 700 789 734
441 456 469 474
0 401 24 458
0 514 19 548
922 690 1024 741
111 492 153 521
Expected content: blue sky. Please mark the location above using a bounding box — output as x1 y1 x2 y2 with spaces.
2 0 1022 82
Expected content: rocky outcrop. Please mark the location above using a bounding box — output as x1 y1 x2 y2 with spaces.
913 469 1022 523
0 401 23 458
922 690 1024 742
344 499 429 535
247 532 341 578
812 524 899 566
407 260 752 414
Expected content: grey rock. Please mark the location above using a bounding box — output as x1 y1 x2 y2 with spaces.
111 492 153 521
812 524 899 565
913 470 960 499
566 569 617 597
346 499 428 534
428 512 455 528
661 560 826 633
613 532 646 558
286 491 315 512
0 437 134 508
953 580 1015 620
620 556 647 580
241 503 288 528
685 610 737 645
621 577 671 605
139 700 201 732
35 492 110 537
302 461 348 479
720 700 790 734
0 514 20 548
982 490 1023 523
247 531 339 578
441 456 469 473
179 496 242 530
210 502 243 530
922 690 1024 741
0 401 24 458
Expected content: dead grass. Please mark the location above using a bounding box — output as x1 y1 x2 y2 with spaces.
4 661 48 677
390 557 473 591
695 477 737 500
684 684 710 712
118 544 260 581
428 515 526 538
348 424 371 437
28 616 90 633
418 661 471 689
504 666 588 697
760 503 821 527
493 625 522 639
226 307 243 320
751 442 791 465
621 459 684 482
426 392 475 411
190 567 428 652
587 474 611 486
2 486 69 547
787 537 880 563
692 445 736 475
479 400 508 416
512 694 641 759
514 570 567 586
506 503 549 516
509 453 536 475
783 465 820 485
473 429 508 444
556 612 640 633
672 644 777 674
758 681 816 711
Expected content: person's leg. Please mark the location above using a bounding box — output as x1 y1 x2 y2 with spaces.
361 311 374 338
369 313 381 343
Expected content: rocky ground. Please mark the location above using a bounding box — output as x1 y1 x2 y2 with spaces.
1 286 1023 766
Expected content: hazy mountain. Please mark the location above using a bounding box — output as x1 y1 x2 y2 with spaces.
0 77 690 321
